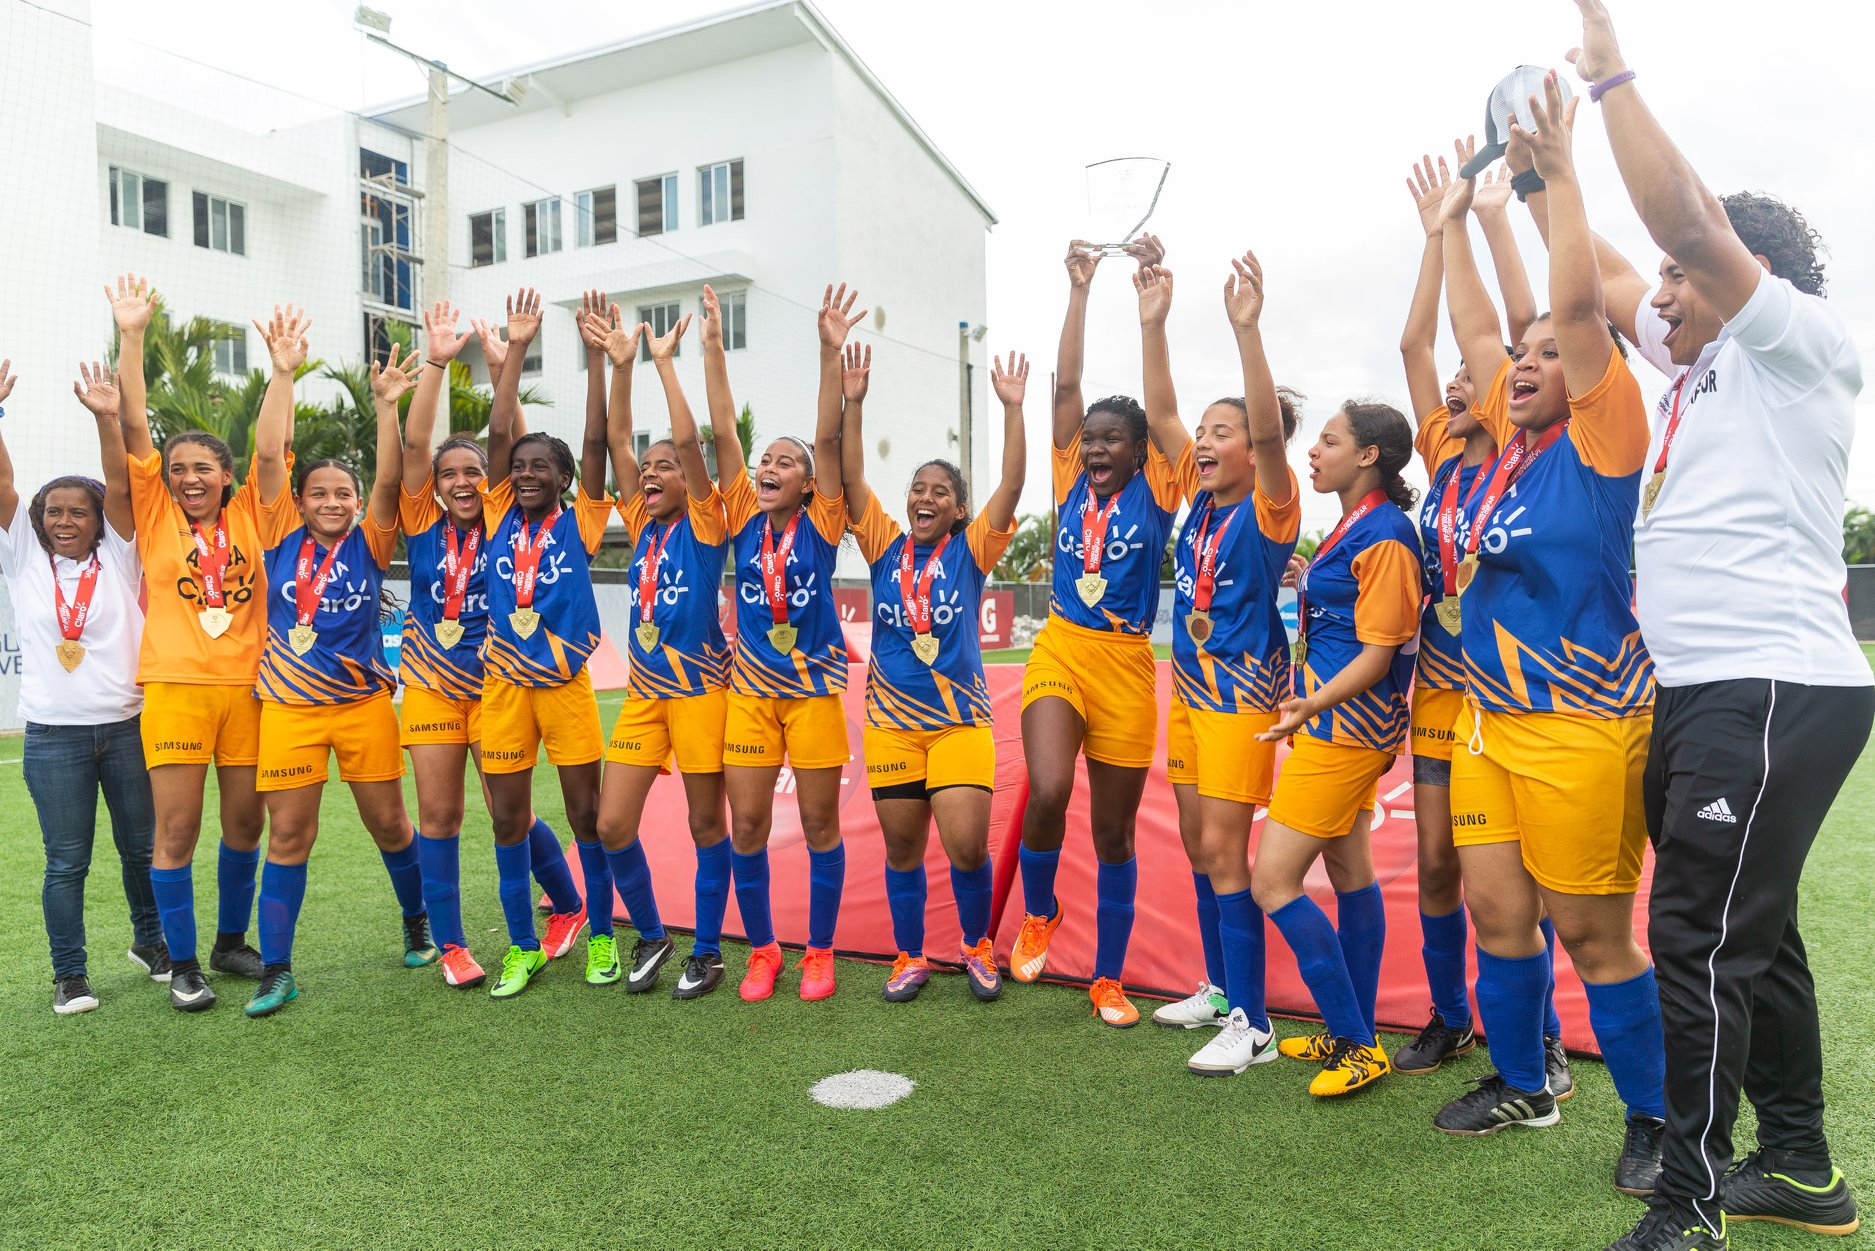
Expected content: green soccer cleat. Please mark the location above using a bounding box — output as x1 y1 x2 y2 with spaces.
490 944 548 1000
585 934 621 986
244 968 299 1018
403 913 440 968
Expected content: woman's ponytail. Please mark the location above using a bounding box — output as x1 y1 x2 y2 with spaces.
1340 399 1419 510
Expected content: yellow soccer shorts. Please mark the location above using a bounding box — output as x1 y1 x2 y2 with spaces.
480 670 605 775
1020 616 1158 769
1448 703 1651 895
1410 684 1466 763
399 685 482 748
141 682 262 768
1166 701 1279 806
606 689 728 776
723 691 851 770
863 723 995 792
257 692 405 791
1265 733 1392 839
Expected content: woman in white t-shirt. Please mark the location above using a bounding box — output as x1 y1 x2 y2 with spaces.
0 360 164 1015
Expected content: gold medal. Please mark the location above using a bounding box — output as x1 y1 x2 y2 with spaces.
1641 471 1664 518
288 624 317 655
767 623 798 654
635 622 660 652
1435 596 1462 636
1292 634 1308 671
436 619 464 649
1075 572 1108 607
199 606 233 638
911 632 940 666
55 640 85 672
510 608 541 639
1454 554 1480 595
1185 611 1214 644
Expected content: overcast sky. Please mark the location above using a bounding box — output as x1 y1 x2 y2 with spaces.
93 0 1875 534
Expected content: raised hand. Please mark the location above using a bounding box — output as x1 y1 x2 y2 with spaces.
1440 137 1480 223
1121 233 1166 269
1222 252 1265 333
0 359 14 406
700 285 724 349
1281 552 1308 589
648 313 692 363
254 303 312 374
1472 165 1515 214
841 342 871 403
577 289 609 354
423 300 473 364
1407 155 1452 237
104 274 156 335
1566 0 1628 84
1510 73 1580 181
1063 240 1102 289
990 351 1028 407
73 361 120 419
470 318 508 376
370 343 423 404
1133 264 1174 326
505 287 542 348
817 282 867 351
601 305 642 368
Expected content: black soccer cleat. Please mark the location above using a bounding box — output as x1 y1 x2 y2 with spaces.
209 941 264 980
127 941 172 983
1722 1149 1859 1235
1545 1034 1574 1101
169 964 217 1012
671 951 724 1001
626 936 676 994
1393 1008 1477 1075
1433 1072 1559 1136
1615 1113 1667 1196
1603 1199 1726 1250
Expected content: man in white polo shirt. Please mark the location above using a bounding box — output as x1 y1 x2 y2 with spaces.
1567 2 1873 1249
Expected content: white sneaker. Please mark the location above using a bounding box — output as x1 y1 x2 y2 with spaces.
1152 981 1229 1029
1188 1007 1277 1075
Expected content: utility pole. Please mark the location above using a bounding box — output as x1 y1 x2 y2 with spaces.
425 65 448 308
957 321 972 485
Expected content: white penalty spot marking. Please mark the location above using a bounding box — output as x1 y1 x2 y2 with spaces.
810 1069 915 1109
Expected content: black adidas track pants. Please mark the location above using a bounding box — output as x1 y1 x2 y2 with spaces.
1643 678 1873 1221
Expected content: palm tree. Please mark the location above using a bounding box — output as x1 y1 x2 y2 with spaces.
994 512 1056 582
1844 505 1875 565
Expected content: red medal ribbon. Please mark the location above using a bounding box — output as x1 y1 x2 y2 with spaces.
759 510 802 626
637 522 674 625
1463 422 1567 562
511 506 562 610
49 552 101 642
1188 502 1238 614
190 516 230 607
293 534 345 628
1296 487 1389 650
898 533 952 637
1436 461 1492 596
440 524 479 623
1651 370 1693 476
1079 488 1122 574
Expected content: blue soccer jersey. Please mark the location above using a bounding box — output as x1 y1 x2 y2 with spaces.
1411 420 1488 694
399 481 489 700
619 489 731 699
255 517 397 706
1169 446 1300 714
851 493 1014 731
723 473 849 698
479 479 611 688
1294 499 1421 752
1046 433 1180 636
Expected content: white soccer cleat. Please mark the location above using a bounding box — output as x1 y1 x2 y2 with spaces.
1152 981 1229 1029
1187 1008 1278 1076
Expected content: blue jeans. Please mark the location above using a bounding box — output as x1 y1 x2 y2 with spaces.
22 716 160 978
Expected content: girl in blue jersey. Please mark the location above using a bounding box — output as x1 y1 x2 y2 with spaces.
396 300 584 991
1011 238 1181 1030
243 335 436 1017
1431 102 1665 1182
719 283 865 1004
1250 399 1422 1097
1134 258 1301 1075
478 289 619 1001
842 342 1026 1005
593 289 738 1000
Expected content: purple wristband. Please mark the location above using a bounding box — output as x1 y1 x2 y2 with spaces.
1589 69 1636 103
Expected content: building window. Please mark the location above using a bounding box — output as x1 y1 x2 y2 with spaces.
717 289 748 351
470 208 506 267
359 149 415 310
212 326 247 376
635 174 677 237
576 186 616 248
698 159 744 226
191 193 245 256
108 167 168 237
524 198 562 258
637 302 682 362
520 338 543 375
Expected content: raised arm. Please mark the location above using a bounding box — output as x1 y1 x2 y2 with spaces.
368 344 421 527
1473 167 1539 346
814 283 866 502
1053 241 1100 449
405 300 472 496
105 275 156 459
1401 154 1452 422
575 291 609 500
1223 252 1294 504
656 315 711 503
838 343 875 524
1569 0 1764 320
1133 264 1188 465
1439 142 1512 388
73 363 133 540
1516 74 1613 395
252 304 310 504
599 303 645 504
981 352 1029 532
0 360 14 528
486 289 539 488
1507 127 1651 342
699 285 744 489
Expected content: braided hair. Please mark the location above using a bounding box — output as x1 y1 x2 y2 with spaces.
511 432 577 498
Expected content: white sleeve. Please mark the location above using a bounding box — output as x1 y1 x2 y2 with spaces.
1725 269 1853 396
101 519 142 584
1629 287 1678 379
0 498 34 578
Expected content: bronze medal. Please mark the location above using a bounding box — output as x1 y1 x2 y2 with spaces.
1075 572 1108 607
911 632 940 666
1641 471 1664 519
1454 554 1480 595
635 622 660 652
1185 611 1214 644
510 607 541 639
767 623 798 654
288 624 317 655
1434 596 1462 636
436 619 464 649
55 640 85 672
199 606 233 638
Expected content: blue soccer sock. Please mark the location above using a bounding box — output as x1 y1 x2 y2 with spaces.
527 818 582 915
1336 883 1386 1037
216 842 260 938
731 848 775 948
257 861 308 969
150 866 197 964
1420 906 1472 1031
884 865 927 958
1540 915 1565 1040
493 840 540 950
692 840 731 956
1270 895 1373 1047
604 840 665 941
379 836 426 919
950 862 993 948
1193 873 1226 991
1584 966 1667 1119
1475 947 1550 1093
1093 856 1137 982
1216 886 1270 1032
1018 844 1060 920
574 840 616 938
808 842 845 950
417 835 466 949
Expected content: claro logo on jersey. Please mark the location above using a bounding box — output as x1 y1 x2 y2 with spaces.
493 529 574 586
1056 519 1147 565
1174 530 1233 602
176 535 258 607
274 555 376 615
633 554 694 609
739 569 822 611
876 586 967 630
1471 493 1533 557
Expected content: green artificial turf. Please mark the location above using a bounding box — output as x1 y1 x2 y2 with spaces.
0 686 1869 1249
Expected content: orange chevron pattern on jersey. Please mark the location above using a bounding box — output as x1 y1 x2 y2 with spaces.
1465 620 1655 717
